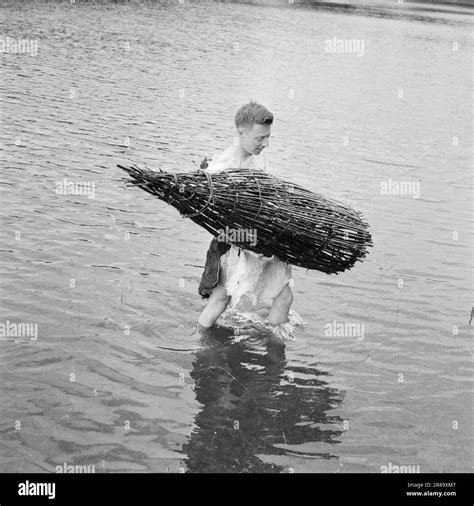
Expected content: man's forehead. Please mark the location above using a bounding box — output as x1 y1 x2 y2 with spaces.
249 123 271 136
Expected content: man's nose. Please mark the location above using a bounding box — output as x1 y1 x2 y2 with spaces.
262 137 269 147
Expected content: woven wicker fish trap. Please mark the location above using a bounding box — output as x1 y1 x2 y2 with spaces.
118 164 372 274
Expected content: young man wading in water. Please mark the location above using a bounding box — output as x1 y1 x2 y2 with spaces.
197 101 296 340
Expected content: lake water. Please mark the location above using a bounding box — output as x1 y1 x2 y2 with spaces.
0 0 472 474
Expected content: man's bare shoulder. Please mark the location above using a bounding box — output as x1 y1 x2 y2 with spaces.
205 146 238 173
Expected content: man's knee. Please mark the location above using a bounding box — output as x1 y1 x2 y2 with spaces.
274 285 293 306
210 285 231 304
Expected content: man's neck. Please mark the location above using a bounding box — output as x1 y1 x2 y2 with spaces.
231 143 251 162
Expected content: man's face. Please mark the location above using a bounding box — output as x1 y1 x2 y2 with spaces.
238 123 271 156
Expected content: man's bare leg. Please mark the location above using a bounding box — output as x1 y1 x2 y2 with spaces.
267 284 293 326
198 285 231 328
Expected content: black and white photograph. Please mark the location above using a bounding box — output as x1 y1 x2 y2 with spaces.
0 0 472 504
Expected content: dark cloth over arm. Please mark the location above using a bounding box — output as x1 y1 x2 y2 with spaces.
198 237 231 299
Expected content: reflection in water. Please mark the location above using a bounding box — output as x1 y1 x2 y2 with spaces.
183 326 345 473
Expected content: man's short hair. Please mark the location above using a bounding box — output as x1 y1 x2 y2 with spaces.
234 100 273 130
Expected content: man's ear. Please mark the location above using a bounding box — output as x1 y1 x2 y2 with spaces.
237 126 250 137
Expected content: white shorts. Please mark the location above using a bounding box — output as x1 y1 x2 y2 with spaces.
219 245 293 309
